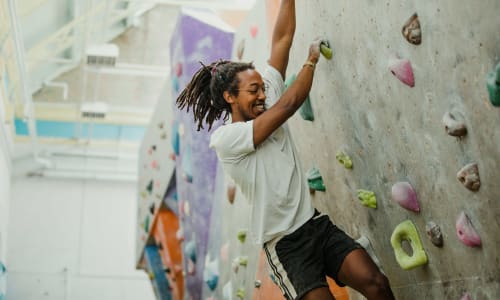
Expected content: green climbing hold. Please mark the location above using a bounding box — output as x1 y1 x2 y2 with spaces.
320 40 333 60
306 167 326 192
237 230 247 243
285 74 314 121
390 220 428 270
236 287 245 300
486 62 500 106
357 189 377 208
336 151 353 169
146 180 153 195
144 215 150 233
238 256 248 267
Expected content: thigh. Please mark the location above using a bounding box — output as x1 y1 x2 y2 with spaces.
336 248 382 291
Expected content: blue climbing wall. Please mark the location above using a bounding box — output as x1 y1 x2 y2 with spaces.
169 7 234 300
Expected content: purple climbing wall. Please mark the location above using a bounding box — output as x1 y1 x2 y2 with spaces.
169 8 234 300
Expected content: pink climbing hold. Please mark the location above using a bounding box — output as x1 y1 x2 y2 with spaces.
250 25 259 38
456 211 481 247
388 58 415 87
391 181 420 212
175 62 183 77
460 292 471 300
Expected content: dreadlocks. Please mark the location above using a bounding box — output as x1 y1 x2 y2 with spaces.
176 60 255 131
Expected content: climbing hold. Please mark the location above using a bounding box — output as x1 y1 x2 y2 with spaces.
187 258 196 275
391 182 420 212
250 24 258 38
174 62 183 77
171 122 180 155
388 58 415 87
237 230 247 243
149 203 155 215
320 40 333 60
184 201 191 216
357 189 377 209
176 228 184 242
306 167 326 192
184 240 197 262
160 132 167 139
220 242 229 262
203 258 219 291
237 39 245 61
456 211 481 247
285 74 314 121
182 146 193 183
227 184 236 204
146 180 153 194
486 62 500 106
254 280 262 288
299 96 314 121
151 160 159 170
390 220 428 270
402 13 422 45
236 287 245 300
442 111 467 137
238 256 248 267
231 258 239 274
172 76 180 93
460 292 471 300
144 215 150 233
336 151 353 169
425 221 443 247
456 163 481 191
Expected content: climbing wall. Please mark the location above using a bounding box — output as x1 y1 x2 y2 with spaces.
169 8 235 300
281 1 499 299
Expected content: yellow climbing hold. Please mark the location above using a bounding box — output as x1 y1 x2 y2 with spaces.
320 41 333 60
390 220 428 270
336 151 353 169
357 189 377 208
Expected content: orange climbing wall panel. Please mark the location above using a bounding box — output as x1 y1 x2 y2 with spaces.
152 209 184 300
252 250 349 300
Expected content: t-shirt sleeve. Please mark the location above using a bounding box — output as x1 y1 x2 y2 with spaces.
209 121 255 162
263 64 285 107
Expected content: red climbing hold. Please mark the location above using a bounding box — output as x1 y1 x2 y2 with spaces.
250 25 259 38
391 181 420 212
388 58 415 87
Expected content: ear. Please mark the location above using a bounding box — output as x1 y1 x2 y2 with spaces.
223 91 235 104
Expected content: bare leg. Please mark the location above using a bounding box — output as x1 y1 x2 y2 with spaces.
337 249 395 300
301 286 336 300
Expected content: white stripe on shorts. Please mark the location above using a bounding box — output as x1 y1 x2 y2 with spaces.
263 236 297 300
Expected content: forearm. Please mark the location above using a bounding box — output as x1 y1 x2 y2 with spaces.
280 60 315 113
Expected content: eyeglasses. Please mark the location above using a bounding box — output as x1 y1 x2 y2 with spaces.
236 83 269 95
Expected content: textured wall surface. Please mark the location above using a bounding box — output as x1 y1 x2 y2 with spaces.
220 1 500 299
285 1 500 299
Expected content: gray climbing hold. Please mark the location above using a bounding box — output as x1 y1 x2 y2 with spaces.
402 13 422 45
457 163 480 191
442 111 467 137
425 221 443 247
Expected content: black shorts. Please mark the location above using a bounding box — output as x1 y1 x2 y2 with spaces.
263 211 362 300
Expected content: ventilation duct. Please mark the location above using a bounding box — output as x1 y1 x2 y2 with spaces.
85 44 119 67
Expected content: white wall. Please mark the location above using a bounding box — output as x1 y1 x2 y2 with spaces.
0 132 10 264
6 178 155 300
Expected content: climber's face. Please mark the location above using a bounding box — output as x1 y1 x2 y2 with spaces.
224 69 267 122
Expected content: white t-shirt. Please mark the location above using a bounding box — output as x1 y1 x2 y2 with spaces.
209 65 315 244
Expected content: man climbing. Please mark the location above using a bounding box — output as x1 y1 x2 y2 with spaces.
176 0 395 299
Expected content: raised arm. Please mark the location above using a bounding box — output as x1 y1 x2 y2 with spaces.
253 40 321 147
268 0 295 79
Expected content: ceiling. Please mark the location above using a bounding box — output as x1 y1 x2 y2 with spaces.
0 0 253 180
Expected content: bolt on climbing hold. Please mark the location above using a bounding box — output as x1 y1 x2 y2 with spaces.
238 256 248 267
306 167 326 192
456 211 481 247
146 180 153 194
174 62 183 77
254 280 262 288
357 189 377 208
336 151 353 169
425 221 443 247
486 62 500 106
250 24 259 38
149 203 155 215
391 182 420 212
457 163 480 191
237 230 247 243
390 220 428 270
203 258 219 291
237 39 245 61
285 74 314 121
402 13 422 45
442 111 467 137
184 240 197 262
227 184 236 204
388 58 415 87
320 40 333 60
236 287 245 300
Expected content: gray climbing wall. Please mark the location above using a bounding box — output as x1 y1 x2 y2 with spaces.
282 1 500 299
